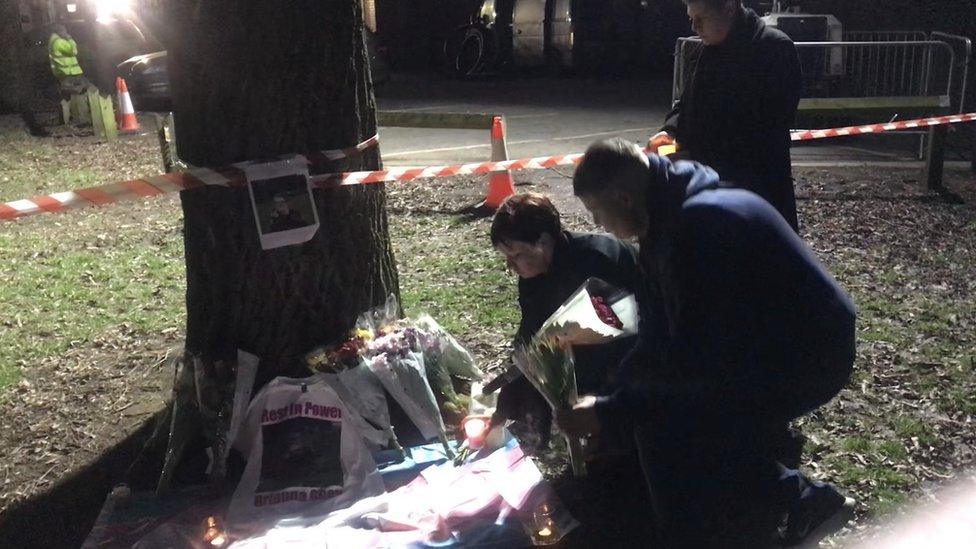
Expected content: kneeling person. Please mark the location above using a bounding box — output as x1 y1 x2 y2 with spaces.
559 139 856 547
488 193 640 448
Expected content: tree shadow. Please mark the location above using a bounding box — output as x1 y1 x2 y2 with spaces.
0 413 163 548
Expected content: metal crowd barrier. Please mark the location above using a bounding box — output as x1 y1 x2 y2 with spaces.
673 33 970 112
670 31 972 187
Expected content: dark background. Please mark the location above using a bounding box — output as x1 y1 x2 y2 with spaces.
2 0 975 112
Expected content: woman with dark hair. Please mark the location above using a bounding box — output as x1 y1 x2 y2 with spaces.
487 192 641 449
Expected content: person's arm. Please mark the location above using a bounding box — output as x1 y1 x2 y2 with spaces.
648 102 681 152
491 280 549 424
514 280 538 346
661 40 703 138
661 100 681 138
649 66 690 150
589 273 665 430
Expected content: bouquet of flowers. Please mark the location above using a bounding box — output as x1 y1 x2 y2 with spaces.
413 314 481 416
365 336 453 457
306 332 400 452
306 296 482 456
513 340 586 476
511 278 641 477
538 277 638 346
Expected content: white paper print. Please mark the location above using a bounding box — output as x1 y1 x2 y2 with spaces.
240 156 320 250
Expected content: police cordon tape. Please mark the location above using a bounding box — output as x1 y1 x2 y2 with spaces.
0 134 379 221
790 112 976 141
2 112 975 223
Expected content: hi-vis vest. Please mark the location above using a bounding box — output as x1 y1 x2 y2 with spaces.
48 33 83 78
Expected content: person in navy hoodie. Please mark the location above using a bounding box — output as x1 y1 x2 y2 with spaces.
557 138 855 547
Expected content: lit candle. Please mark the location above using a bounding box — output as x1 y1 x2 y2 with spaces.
461 415 491 450
533 503 557 541
203 516 228 547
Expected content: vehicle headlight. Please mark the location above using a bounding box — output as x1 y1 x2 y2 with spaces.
96 0 131 23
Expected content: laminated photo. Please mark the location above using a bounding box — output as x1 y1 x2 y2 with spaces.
240 156 320 250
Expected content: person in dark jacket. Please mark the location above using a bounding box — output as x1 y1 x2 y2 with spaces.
649 0 802 231
486 193 640 448
559 139 855 547
268 195 307 232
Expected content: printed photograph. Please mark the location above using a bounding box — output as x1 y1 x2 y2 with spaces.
249 173 317 235
258 416 343 493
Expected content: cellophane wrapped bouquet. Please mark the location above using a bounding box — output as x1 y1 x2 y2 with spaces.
513 278 639 477
306 296 483 457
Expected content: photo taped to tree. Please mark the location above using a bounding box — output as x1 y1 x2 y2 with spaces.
241 156 320 250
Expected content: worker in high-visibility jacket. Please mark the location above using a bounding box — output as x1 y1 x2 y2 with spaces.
48 24 90 97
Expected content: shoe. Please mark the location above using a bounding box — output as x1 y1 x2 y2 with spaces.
780 484 855 547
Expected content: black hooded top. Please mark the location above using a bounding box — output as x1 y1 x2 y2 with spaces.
664 6 802 230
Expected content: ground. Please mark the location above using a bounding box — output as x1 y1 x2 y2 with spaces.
0 114 975 546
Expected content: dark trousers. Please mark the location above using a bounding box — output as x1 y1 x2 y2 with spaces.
634 423 785 548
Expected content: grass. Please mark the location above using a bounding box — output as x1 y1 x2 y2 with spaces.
0 126 180 390
393 214 519 339
892 415 938 447
0 228 185 388
1 122 975 539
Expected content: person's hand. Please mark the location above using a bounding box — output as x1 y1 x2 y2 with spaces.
647 131 675 152
555 395 601 437
491 376 554 449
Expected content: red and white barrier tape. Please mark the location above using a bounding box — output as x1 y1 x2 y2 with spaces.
2 112 974 223
791 112 976 141
308 112 976 188
311 153 584 188
1 135 379 221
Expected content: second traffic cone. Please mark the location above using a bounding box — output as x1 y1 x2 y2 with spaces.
482 116 515 210
117 77 140 132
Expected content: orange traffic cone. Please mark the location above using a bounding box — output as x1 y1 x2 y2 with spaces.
481 116 516 210
117 77 140 132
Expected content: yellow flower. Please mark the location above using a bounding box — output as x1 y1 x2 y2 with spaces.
352 328 374 341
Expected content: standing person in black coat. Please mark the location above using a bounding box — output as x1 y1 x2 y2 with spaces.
649 0 802 230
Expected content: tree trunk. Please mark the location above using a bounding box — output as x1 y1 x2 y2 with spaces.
143 0 399 486
172 0 398 375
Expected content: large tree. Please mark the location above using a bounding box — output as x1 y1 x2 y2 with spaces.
0 3 398 545
141 0 399 485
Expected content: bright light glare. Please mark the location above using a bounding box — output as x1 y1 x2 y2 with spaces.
66 4 77 13
96 0 131 23
463 417 488 440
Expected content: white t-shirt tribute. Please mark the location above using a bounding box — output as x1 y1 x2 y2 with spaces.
228 375 385 529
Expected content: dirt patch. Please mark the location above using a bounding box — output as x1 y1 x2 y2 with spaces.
0 331 176 511
1 118 974 547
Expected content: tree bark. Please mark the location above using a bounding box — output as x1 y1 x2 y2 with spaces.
139 0 399 486
170 0 397 378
